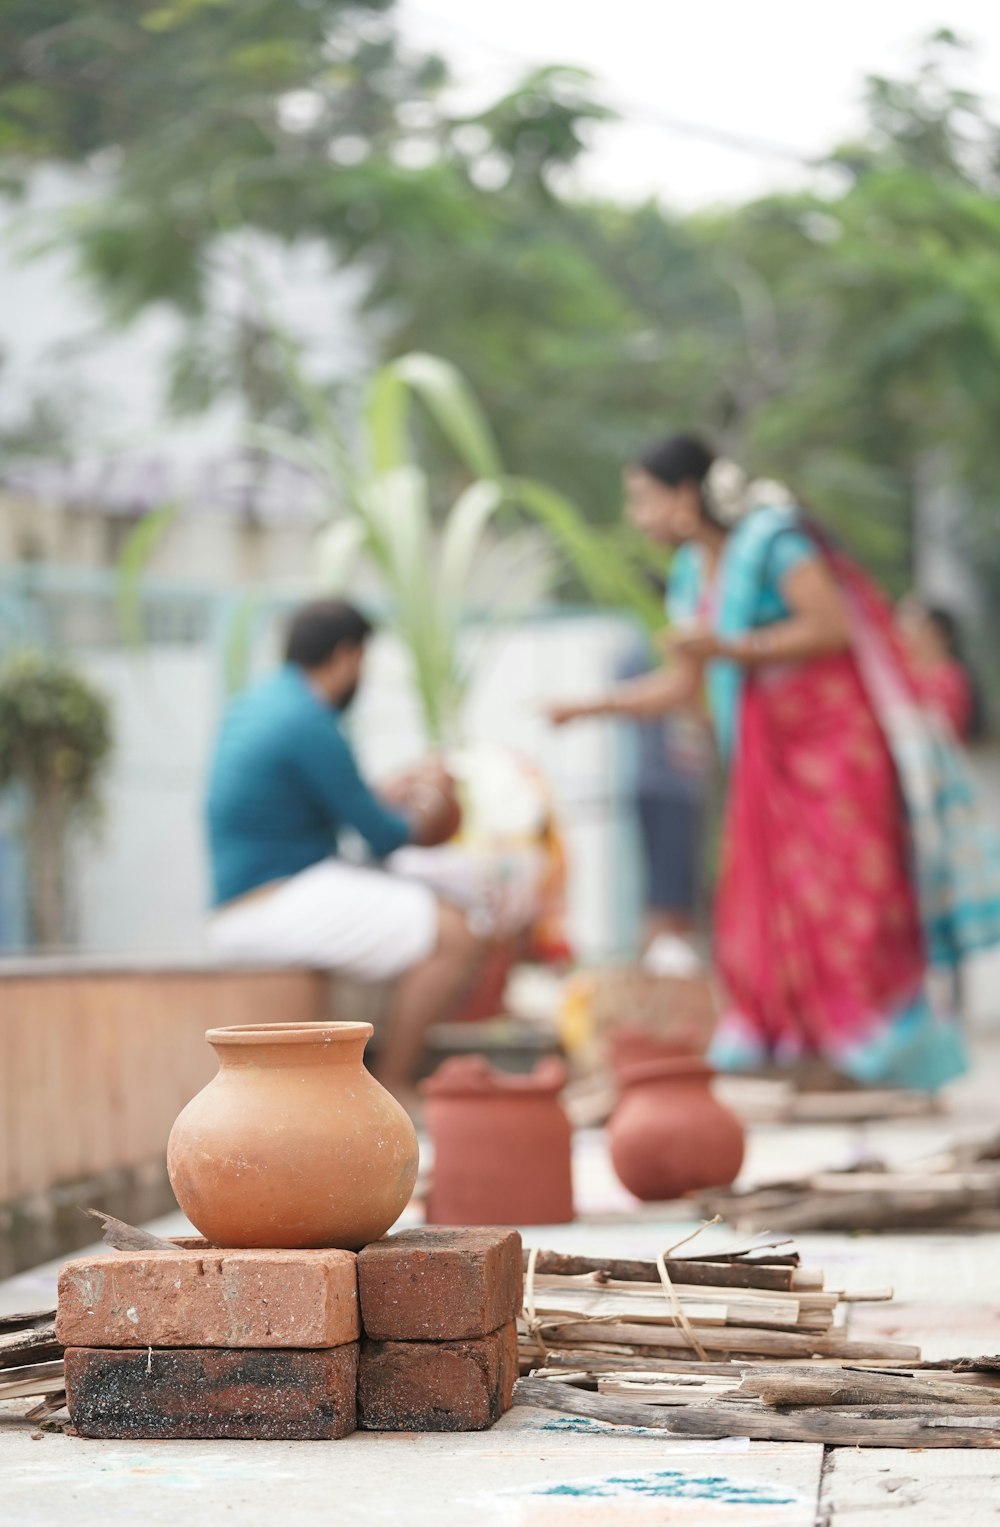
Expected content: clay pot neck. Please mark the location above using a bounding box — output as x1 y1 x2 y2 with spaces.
206 1022 373 1070
617 1057 715 1093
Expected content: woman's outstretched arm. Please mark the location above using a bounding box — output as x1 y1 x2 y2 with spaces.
547 655 702 726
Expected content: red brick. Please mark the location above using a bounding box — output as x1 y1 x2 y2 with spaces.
358 1228 523 1341
64 1345 358 1440
57 1247 358 1350
358 1321 518 1431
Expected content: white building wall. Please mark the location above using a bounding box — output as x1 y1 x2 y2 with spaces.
72 615 645 965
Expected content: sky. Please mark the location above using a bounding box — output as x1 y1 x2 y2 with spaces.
397 0 1000 208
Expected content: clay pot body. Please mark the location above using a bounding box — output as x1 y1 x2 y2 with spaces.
426 786 463 847
167 1022 418 1250
422 1056 574 1225
608 1058 744 1202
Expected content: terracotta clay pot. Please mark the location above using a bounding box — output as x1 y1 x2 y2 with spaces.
608 1057 744 1202
425 784 463 847
167 1021 418 1250
606 1024 698 1079
421 1055 574 1225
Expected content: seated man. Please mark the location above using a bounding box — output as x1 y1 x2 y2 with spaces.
204 599 482 1102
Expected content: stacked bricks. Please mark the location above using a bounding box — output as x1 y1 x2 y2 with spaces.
57 1245 360 1440
56 1227 522 1439
357 1227 522 1431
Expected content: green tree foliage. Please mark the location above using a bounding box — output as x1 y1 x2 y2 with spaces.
3 12 998 619
0 0 446 316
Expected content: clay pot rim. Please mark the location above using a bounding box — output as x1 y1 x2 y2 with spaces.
205 1021 374 1047
420 1057 568 1099
617 1056 714 1087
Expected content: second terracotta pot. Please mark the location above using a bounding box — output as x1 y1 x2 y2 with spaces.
608 1057 744 1202
167 1021 418 1250
606 1024 698 1078
422 1055 574 1225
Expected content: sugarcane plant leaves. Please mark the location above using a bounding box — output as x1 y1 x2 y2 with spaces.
114 501 181 649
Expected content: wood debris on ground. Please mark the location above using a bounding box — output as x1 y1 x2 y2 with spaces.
699 1131 1000 1232
519 1237 909 1370
515 1238 1000 1447
561 1070 944 1133
0 1310 66 1422
713 1076 945 1125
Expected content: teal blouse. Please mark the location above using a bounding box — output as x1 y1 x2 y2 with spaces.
666 509 817 760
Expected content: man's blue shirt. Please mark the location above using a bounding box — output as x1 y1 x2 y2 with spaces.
206 665 410 907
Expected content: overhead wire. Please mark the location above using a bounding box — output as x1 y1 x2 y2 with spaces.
401 4 817 165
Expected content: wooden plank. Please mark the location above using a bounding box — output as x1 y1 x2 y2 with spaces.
0 1360 66 1402
522 1247 801 1292
0 1320 59 1369
530 1321 920 1363
514 1379 1000 1448
0 968 327 1208
528 1279 808 1329
740 1369 1000 1409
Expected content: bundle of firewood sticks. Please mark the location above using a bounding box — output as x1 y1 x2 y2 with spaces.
518 1238 909 1370
515 1240 1000 1448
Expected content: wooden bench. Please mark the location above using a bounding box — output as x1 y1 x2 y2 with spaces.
0 959 328 1276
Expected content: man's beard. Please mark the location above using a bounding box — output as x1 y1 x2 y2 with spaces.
333 682 358 713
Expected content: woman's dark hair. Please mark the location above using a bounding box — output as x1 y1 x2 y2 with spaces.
639 433 715 489
637 433 728 529
285 599 374 669
926 604 988 743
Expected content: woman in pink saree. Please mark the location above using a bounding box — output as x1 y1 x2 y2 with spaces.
552 435 1000 1089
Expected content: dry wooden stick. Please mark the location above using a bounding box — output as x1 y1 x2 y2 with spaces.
83 1210 177 1252
740 1368 1000 1409
0 1321 59 1371
0 1311 55 1335
529 1320 920 1363
0 1361 66 1403
521 1249 802 1292
514 1378 1000 1448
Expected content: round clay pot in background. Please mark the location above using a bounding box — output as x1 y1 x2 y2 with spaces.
608 1057 744 1202
419 781 463 847
421 1055 574 1226
606 1024 698 1079
167 1021 418 1249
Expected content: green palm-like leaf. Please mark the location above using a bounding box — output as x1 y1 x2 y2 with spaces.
502 477 665 632
314 518 369 592
387 353 502 478
365 366 408 476
115 501 180 648
220 592 264 696
438 479 505 609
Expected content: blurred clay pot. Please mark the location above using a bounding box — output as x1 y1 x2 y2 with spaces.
422 1055 574 1225
606 1024 698 1079
419 786 463 847
167 1021 418 1249
608 1057 744 1202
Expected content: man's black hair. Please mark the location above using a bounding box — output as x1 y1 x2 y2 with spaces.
284 600 374 670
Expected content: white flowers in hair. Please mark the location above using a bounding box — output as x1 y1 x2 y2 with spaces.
703 458 795 525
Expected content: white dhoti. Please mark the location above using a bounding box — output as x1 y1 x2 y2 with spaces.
206 858 438 982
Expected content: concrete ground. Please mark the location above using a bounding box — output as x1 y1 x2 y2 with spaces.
3 1040 1000 1526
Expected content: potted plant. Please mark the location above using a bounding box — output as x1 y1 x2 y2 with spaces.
0 652 113 949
